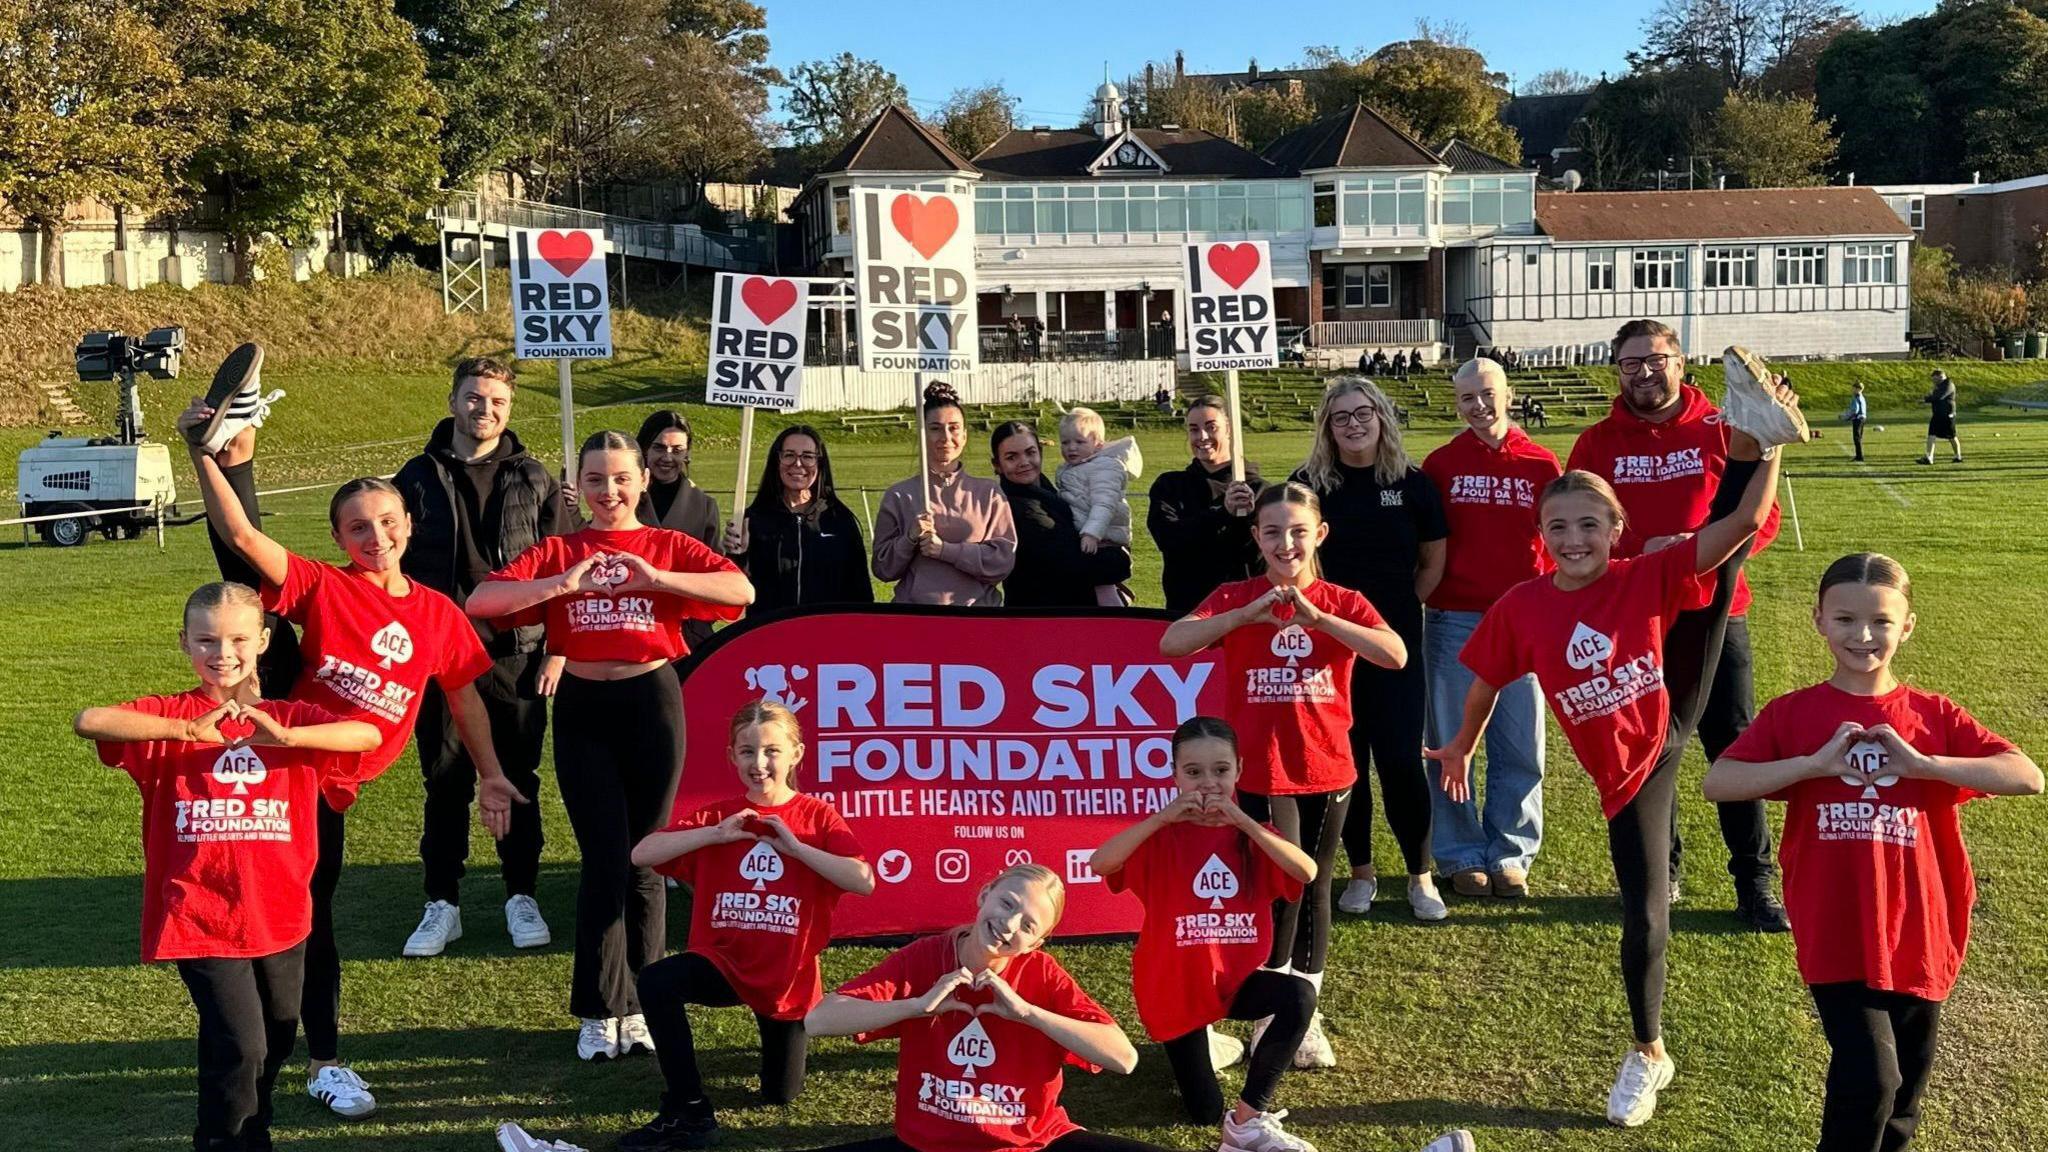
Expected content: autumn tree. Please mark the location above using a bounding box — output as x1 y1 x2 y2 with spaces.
938 85 1018 158
1521 68 1596 96
1712 91 1835 186
784 53 907 166
1304 35 1521 161
1117 59 1234 136
395 0 547 188
1232 85 1316 152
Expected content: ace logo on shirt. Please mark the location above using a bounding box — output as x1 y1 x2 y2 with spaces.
1841 739 1900 799
948 1017 997 1078
1565 622 1614 671
740 841 785 891
1193 853 1240 909
368 621 414 670
588 555 632 588
1270 624 1313 666
211 747 268 795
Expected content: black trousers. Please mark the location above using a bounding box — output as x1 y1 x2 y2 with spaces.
1672 615 1776 892
801 1132 1172 1152
1605 456 1760 1043
555 667 683 1019
177 942 306 1151
1810 983 1942 1152
205 460 301 701
1850 418 1866 459
1339 608 1432 876
1239 789 1350 975
302 797 345 1061
1160 970 1316 1121
417 652 547 905
638 950 808 1111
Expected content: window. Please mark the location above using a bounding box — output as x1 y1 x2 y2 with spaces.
1503 176 1534 227
1703 246 1756 288
1278 196 1305 231
1588 251 1615 291
1035 198 1065 234
1633 248 1684 290
1342 266 1367 307
1442 178 1472 227
1845 243 1897 285
1908 197 1925 230
1099 199 1126 233
831 187 850 235
975 200 1002 235
1131 198 1157 231
1341 179 1369 226
1473 177 1502 227
1368 265 1392 307
1776 245 1826 286
1314 182 1336 227
1320 264 1340 312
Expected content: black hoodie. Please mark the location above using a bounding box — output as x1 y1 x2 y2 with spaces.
1145 460 1267 616
737 497 875 613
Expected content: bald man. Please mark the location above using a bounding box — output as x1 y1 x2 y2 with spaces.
1417 359 1562 898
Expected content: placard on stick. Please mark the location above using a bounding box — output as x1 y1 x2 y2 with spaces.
511 228 612 359
853 190 978 373
708 273 810 411
1184 241 1278 373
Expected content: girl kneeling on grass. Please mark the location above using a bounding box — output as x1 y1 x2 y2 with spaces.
1090 716 1320 1152
619 700 875 1151
73 582 382 1152
1426 363 1807 1128
1704 553 2040 1152
1160 483 1407 1070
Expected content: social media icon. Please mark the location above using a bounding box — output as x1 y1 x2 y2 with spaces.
876 850 912 884
1065 849 1102 885
1003 848 1033 867
935 849 972 883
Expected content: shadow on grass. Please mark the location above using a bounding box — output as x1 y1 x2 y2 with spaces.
1339 894 1771 939
1289 1097 1607 1134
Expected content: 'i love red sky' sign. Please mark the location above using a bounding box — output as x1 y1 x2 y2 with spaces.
706 272 810 410
1184 240 1277 373
511 228 613 360
853 190 979 373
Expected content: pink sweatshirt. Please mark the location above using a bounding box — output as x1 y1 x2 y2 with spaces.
870 467 1018 606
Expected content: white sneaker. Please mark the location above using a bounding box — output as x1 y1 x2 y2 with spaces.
505 895 551 948
1221 1107 1319 1152
1606 1047 1676 1127
306 1064 377 1117
577 1016 619 1062
1408 874 1449 922
402 900 462 957
497 1122 589 1152
618 1012 656 1055
187 343 284 456
1336 875 1377 914
1292 1012 1336 1070
1419 1131 1477 1152
1719 346 1808 454
1208 1026 1245 1071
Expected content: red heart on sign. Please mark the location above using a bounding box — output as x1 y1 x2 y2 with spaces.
536 230 594 278
890 194 958 261
218 716 256 746
1206 243 1261 290
741 277 797 325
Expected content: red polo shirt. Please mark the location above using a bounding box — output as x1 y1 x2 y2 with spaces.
1422 426 1562 612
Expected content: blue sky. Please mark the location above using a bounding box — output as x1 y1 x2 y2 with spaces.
760 0 1933 129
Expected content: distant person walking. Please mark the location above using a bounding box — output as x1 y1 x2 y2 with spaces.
1919 371 1960 464
1845 383 1868 462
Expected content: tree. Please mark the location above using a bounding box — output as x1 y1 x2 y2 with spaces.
1577 62 1725 187
395 0 547 188
1232 84 1316 152
1117 58 1234 137
783 53 907 166
0 0 193 287
1521 68 1596 96
1712 91 1834 186
937 85 1017 158
1304 37 1521 161
1755 0 1858 96
1814 25 1932 183
1634 0 1769 89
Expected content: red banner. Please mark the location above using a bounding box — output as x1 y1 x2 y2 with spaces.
676 607 1224 937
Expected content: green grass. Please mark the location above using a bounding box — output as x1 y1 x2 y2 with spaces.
5 359 2048 1152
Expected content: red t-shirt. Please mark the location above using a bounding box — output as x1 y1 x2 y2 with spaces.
1567 385 1780 616
96 691 356 963
1188 578 1387 796
1422 427 1562 612
838 931 1115 1152
486 526 743 663
656 793 866 1021
266 552 491 807
1105 820 1303 1042
1721 682 2016 1000
1461 539 1708 817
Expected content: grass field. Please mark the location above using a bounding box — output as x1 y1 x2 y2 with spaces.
3 359 2047 1152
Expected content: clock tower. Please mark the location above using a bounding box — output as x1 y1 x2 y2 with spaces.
1092 76 1124 140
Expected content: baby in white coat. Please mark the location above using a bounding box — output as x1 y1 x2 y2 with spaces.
1057 407 1144 606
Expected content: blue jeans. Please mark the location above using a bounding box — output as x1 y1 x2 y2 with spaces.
1425 607 1545 874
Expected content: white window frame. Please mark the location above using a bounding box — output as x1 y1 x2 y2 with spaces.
1632 248 1684 290
1908 197 1925 230
1844 243 1897 285
1367 264 1392 307
1775 244 1827 287
1703 246 1756 288
1342 266 1367 308
1588 250 1615 292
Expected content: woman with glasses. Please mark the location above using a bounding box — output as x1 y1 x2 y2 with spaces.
1292 379 1450 934
722 425 875 613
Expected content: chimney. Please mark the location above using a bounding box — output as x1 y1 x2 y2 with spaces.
1175 50 1185 82
1973 170 1982 184
1717 175 1726 190
1846 171 1855 185
1249 57 1260 81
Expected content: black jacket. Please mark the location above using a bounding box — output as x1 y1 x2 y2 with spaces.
999 475 1131 608
394 421 566 656
1146 461 1267 616
738 498 875 612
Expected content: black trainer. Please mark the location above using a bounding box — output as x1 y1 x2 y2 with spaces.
1735 889 1792 933
617 1102 717 1152
186 342 271 454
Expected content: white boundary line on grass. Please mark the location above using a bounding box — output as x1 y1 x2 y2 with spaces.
1836 430 1912 508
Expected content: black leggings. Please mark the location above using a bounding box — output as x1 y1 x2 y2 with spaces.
1340 613 1432 876
1604 456 1759 1044
205 459 301 700
1810 983 1942 1152
1239 789 1350 975
302 796 345 1062
178 942 306 1150
1160 970 1316 1121
638 951 807 1111
554 667 684 1019
801 1132 1173 1152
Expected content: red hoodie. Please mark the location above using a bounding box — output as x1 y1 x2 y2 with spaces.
1566 384 1779 616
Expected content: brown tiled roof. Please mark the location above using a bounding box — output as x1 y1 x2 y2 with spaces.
1536 188 1913 242
1262 103 1443 172
815 105 975 175
1440 139 1526 174
973 127 1278 180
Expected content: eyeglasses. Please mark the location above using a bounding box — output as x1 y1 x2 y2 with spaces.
779 451 820 465
1617 354 1674 376
646 444 689 457
1329 408 1379 428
